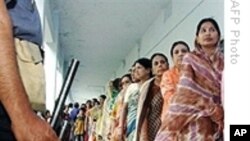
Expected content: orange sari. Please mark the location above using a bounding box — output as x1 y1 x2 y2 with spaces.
160 66 180 121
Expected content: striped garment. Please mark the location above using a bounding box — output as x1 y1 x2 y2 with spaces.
124 84 140 140
135 78 163 141
147 87 163 141
154 46 224 141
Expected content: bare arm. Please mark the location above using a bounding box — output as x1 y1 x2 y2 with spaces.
0 1 59 140
117 103 128 140
140 117 149 141
0 0 33 121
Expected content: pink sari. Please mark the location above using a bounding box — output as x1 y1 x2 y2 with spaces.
155 46 224 141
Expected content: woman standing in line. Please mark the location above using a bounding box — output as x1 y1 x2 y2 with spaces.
160 41 190 121
135 53 169 141
110 74 132 141
154 18 224 141
118 58 152 141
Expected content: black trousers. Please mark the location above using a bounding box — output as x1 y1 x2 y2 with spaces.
0 103 16 141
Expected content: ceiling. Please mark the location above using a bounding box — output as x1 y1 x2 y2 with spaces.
50 0 169 102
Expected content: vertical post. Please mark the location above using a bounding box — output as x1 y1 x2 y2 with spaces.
50 59 80 129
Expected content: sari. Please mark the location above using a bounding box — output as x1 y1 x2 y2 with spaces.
124 83 140 141
160 67 180 121
98 97 111 140
110 88 127 141
135 78 163 141
97 83 118 140
154 46 224 141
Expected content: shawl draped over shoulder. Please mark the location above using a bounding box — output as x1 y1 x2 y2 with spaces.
155 46 224 141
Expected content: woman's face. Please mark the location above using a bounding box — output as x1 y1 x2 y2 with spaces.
99 97 105 105
130 66 139 82
120 76 132 90
196 21 219 48
172 44 189 67
152 55 169 77
86 102 92 108
134 63 150 81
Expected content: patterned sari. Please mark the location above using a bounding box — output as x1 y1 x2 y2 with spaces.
135 78 163 141
111 89 127 141
160 67 180 121
124 83 140 141
154 46 224 141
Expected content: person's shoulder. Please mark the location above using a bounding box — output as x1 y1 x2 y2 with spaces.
183 52 196 59
124 83 139 101
139 78 154 92
143 78 154 86
127 83 139 91
182 51 201 64
90 106 98 112
164 67 177 76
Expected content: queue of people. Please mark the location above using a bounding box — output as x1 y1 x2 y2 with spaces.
0 1 223 141
56 17 224 141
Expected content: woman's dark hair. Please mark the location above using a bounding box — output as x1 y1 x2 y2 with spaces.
80 107 86 113
135 58 152 77
112 78 121 91
92 98 98 103
86 100 91 104
135 58 152 69
121 73 132 82
150 53 169 65
68 103 73 108
196 18 221 37
170 41 190 58
86 100 92 108
99 94 107 100
74 102 79 108
95 101 100 105
45 110 50 115
81 103 86 108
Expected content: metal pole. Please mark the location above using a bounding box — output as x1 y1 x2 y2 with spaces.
59 120 68 139
50 58 80 129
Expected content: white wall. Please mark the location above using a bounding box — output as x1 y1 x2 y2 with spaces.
115 0 224 77
115 44 140 77
37 0 65 112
